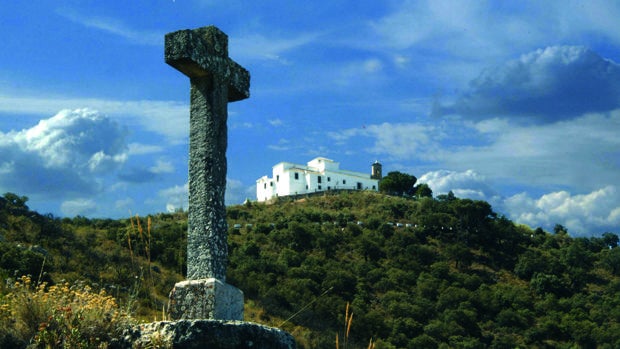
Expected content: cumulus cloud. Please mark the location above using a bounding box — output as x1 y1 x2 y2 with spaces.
0 94 188 143
504 186 620 236
435 46 620 122
0 109 128 195
369 1 620 87
417 169 620 235
418 169 500 203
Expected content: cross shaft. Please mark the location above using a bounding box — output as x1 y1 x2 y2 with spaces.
165 26 250 281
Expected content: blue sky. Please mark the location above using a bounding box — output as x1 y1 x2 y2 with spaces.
1 1 619 236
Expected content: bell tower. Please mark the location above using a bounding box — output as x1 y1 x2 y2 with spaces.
371 160 382 180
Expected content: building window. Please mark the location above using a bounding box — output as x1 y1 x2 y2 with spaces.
270 182 273 187
294 172 299 180
318 176 322 183
357 182 362 190
318 185 322 190
327 177 331 182
276 175 280 182
264 183 267 189
306 185 308 190
372 185 376 190
343 179 347 184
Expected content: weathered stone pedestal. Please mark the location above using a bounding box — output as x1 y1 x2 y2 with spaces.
118 320 296 349
168 278 244 321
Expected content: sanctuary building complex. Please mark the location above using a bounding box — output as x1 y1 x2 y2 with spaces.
256 157 382 202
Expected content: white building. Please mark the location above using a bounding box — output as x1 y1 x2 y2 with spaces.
256 157 382 202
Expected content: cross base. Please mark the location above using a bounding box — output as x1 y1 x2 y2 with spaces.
168 278 244 321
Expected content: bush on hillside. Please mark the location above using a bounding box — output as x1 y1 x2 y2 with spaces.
0 276 134 349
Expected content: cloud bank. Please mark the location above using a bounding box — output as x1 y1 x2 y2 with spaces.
505 186 620 235
419 169 620 236
434 46 620 122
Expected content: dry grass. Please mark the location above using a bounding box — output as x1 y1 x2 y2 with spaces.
0 276 134 348
336 302 375 349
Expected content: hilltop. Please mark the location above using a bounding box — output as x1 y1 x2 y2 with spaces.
1 191 620 348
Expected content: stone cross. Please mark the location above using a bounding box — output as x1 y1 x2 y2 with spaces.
165 26 249 321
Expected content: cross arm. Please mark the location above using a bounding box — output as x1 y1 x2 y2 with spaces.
165 27 250 102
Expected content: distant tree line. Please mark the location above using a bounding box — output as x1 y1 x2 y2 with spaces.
2 191 620 348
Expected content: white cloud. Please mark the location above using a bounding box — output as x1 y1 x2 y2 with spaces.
418 169 500 203
88 151 128 173
61 198 97 217
0 109 128 195
364 0 620 92
15 109 127 168
417 169 620 235
0 94 188 143
504 186 620 235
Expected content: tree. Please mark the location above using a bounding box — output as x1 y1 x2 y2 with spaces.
2 192 29 213
379 171 417 196
553 224 568 235
601 248 620 275
602 232 619 248
414 183 433 198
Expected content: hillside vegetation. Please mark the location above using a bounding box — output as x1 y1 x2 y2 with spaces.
1 191 620 348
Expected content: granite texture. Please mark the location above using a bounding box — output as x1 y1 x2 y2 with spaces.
116 320 296 349
165 25 250 282
168 278 244 321
165 26 250 101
